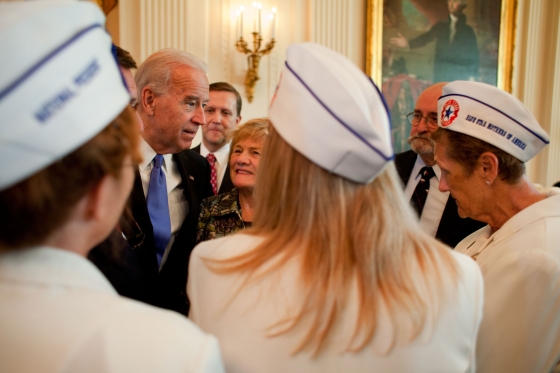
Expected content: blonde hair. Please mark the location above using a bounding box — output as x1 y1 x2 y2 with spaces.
209 126 458 355
228 117 270 160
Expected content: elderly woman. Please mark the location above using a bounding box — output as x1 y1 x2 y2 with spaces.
196 118 269 243
187 43 483 373
0 2 223 372
431 81 560 373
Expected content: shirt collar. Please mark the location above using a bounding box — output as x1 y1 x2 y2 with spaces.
412 155 441 181
0 246 117 295
200 141 231 167
138 137 173 174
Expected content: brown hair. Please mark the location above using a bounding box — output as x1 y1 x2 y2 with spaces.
432 128 525 184
114 45 137 70
0 106 141 250
210 81 242 117
207 126 458 355
228 117 269 160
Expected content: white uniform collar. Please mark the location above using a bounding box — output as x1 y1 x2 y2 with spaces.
411 155 442 182
0 246 117 294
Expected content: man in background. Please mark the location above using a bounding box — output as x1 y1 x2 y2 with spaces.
192 82 242 195
394 82 484 247
114 45 143 130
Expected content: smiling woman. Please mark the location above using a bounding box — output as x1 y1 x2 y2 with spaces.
195 118 270 243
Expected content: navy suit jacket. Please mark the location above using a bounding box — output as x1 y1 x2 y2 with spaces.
394 150 485 248
124 149 213 315
191 144 235 195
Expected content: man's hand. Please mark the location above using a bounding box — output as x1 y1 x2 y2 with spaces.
390 32 409 49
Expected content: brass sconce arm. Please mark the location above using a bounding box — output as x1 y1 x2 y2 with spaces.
235 32 275 103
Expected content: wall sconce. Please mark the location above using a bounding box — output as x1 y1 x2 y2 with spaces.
235 4 276 103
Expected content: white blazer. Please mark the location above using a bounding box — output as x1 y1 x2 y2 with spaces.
0 247 225 373
188 233 484 373
455 187 560 373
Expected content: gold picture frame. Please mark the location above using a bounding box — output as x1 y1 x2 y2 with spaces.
367 0 517 90
366 0 517 152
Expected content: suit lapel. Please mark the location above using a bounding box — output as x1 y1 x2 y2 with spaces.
394 150 417 186
127 171 159 277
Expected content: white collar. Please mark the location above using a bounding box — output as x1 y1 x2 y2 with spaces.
200 141 231 167
411 155 441 181
0 246 117 295
138 137 173 174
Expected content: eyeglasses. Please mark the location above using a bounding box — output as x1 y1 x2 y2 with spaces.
406 112 439 129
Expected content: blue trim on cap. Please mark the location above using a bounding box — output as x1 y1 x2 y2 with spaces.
0 24 104 102
440 93 549 144
285 61 393 160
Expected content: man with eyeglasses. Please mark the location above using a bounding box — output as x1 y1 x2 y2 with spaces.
394 82 484 247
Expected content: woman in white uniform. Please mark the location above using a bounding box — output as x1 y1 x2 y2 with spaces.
0 2 224 372
187 43 484 373
431 81 560 373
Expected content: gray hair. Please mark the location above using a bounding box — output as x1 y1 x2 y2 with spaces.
135 48 208 96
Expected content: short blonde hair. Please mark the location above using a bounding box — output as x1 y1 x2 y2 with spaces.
228 117 270 160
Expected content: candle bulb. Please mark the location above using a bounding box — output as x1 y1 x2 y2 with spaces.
236 11 240 40
272 7 276 39
240 6 244 38
258 3 262 35
253 2 257 32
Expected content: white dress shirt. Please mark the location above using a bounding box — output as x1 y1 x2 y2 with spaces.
455 187 560 373
0 246 225 373
138 139 188 269
403 156 449 237
450 14 458 42
200 142 230 191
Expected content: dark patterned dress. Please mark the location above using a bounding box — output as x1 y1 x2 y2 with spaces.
196 188 249 244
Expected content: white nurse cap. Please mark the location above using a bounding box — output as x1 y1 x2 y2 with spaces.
268 42 393 184
438 81 549 162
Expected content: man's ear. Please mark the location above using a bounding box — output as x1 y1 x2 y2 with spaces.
479 151 499 184
235 115 242 125
140 86 156 116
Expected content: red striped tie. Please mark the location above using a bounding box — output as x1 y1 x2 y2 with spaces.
206 153 218 195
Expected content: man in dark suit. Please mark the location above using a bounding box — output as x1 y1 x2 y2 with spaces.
126 49 213 315
394 82 484 248
191 82 242 195
390 0 479 83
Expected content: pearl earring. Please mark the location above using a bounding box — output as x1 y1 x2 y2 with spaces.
486 180 490 185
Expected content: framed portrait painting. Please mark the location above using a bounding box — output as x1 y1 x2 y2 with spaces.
366 0 517 153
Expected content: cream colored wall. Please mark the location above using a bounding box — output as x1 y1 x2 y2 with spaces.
111 0 365 147
513 0 560 186
109 0 558 185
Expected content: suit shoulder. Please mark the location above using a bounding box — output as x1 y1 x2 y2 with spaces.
177 149 207 164
394 150 416 166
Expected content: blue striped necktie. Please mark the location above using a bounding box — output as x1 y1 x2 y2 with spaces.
146 154 171 267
